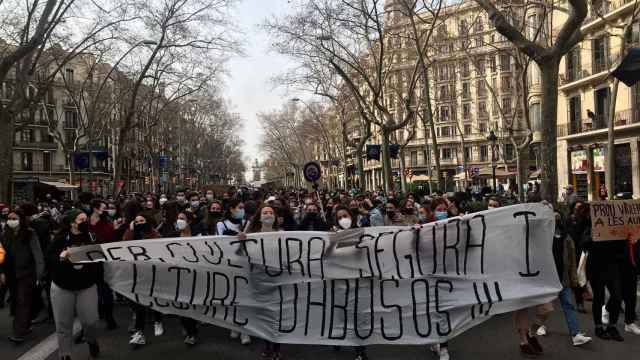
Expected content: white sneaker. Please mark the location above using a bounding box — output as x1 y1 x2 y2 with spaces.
572 333 592 346
129 331 146 347
184 335 198 346
624 323 640 335
438 347 450 360
230 330 240 339
602 306 609 325
154 322 164 337
240 333 251 345
536 325 547 336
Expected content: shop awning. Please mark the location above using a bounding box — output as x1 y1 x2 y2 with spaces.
411 175 432 181
476 167 516 178
40 181 79 191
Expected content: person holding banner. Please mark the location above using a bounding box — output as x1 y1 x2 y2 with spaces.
216 199 252 345
47 209 100 359
333 205 368 360
124 214 165 347
248 205 283 359
535 209 592 346
583 202 625 341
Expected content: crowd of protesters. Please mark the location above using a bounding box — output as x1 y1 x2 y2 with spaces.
0 185 638 360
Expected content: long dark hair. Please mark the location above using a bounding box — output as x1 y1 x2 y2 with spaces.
248 205 279 233
334 205 357 229
224 199 243 221
554 209 567 237
8 209 31 242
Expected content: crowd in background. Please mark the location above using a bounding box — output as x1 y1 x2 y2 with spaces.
0 186 638 360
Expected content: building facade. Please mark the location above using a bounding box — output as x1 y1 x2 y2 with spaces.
556 0 640 200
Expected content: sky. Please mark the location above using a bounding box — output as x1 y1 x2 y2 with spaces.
226 0 295 169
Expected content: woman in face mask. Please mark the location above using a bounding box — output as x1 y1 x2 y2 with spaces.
204 201 224 235
247 206 282 358
400 199 420 225
1 210 44 343
124 214 163 348
334 205 357 231
215 199 251 345
431 199 450 222
47 209 100 359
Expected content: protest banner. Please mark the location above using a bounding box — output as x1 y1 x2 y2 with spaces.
69 203 560 345
590 200 640 241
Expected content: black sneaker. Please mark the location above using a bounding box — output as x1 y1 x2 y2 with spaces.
8 335 25 344
607 327 624 342
88 342 100 358
595 326 611 340
527 335 543 354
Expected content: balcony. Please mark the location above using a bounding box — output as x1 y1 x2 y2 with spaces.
14 140 58 150
592 57 611 75
558 108 640 137
584 0 635 25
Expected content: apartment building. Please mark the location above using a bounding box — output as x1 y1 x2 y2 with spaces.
354 0 529 192
5 52 116 201
556 0 640 200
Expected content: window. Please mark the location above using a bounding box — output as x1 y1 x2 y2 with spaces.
464 146 473 161
480 145 488 161
43 151 51 172
475 18 484 32
475 57 485 75
505 143 514 161
478 101 488 117
439 106 450 122
566 47 581 82
501 75 512 91
592 36 609 74
64 110 78 128
461 61 470 78
65 129 75 146
462 82 471 99
458 19 468 36
439 85 449 100
21 152 33 171
568 96 582 134
489 55 497 73
477 80 486 97
20 129 34 143
530 102 542 132
464 124 472 135
502 97 512 114
475 35 483 48
500 53 511 71
479 122 488 133
463 103 471 119
442 147 453 160
410 151 418 167
439 126 452 137
64 68 74 83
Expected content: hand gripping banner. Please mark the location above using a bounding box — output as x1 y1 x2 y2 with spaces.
69 203 561 345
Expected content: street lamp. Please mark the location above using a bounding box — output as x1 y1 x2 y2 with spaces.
487 130 498 193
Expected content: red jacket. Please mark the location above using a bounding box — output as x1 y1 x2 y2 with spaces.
89 219 115 244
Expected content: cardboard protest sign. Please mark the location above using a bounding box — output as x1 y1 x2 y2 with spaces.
69 203 560 345
590 200 640 241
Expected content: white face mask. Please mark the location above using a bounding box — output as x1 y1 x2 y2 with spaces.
338 218 352 230
159 198 168 205
206 194 214 201
6 219 19 229
107 209 117 217
176 219 188 230
262 215 275 226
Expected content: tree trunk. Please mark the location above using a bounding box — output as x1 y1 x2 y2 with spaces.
399 149 407 192
515 147 525 202
539 60 560 202
355 147 365 192
381 130 393 192
0 115 14 203
605 78 620 198
422 69 442 193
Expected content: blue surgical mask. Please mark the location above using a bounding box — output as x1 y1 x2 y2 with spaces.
435 211 448 221
233 209 245 220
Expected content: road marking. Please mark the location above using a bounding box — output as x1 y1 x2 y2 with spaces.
17 321 80 360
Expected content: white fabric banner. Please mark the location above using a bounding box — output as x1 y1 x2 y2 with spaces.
69 203 561 345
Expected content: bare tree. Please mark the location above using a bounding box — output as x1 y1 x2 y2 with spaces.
474 0 588 202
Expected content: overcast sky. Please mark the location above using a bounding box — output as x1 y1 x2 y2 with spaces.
226 0 294 169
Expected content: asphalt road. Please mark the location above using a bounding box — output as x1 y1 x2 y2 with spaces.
0 300 639 360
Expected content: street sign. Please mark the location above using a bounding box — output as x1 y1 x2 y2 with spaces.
303 161 322 183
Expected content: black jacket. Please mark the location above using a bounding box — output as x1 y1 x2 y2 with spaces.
46 231 99 291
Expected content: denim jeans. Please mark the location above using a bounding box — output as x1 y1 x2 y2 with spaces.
559 287 580 336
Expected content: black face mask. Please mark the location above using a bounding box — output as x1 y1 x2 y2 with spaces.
386 211 395 219
134 223 151 234
209 210 222 217
78 221 89 234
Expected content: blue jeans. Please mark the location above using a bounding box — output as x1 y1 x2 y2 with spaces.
559 287 580 336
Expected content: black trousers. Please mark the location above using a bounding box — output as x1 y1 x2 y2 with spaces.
10 274 36 337
180 317 198 336
97 279 115 323
612 264 638 325
132 302 163 332
590 263 622 327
